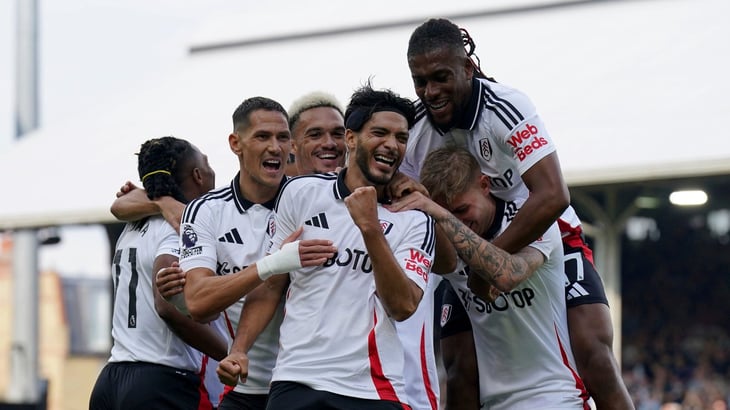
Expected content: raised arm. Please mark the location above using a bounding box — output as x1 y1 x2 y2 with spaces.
345 186 424 321
184 227 336 322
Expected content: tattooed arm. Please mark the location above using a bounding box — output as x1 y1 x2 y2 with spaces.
387 191 545 292
434 212 545 292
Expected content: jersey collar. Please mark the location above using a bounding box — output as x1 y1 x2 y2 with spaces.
483 194 506 241
332 168 390 204
431 77 484 134
231 172 287 212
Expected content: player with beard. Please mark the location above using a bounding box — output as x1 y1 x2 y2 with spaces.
401 18 633 410
219 84 436 410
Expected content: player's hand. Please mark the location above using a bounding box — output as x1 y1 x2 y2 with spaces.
258 227 336 280
468 274 501 303
345 186 380 231
282 227 336 268
386 191 448 219
156 262 185 300
281 226 337 267
115 181 140 198
387 172 429 200
217 352 249 386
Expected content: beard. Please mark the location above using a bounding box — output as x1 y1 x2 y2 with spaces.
354 141 395 186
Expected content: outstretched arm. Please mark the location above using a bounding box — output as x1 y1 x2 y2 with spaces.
110 181 185 231
184 231 335 322
388 191 543 292
387 172 457 274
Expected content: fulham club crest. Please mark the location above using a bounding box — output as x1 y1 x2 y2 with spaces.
440 304 452 327
267 214 276 237
478 138 492 161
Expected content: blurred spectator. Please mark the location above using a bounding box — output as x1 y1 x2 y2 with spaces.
620 211 730 409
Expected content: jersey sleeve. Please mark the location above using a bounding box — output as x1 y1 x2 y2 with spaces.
391 211 436 291
401 118 441 182
268 181 298 254
178 199 219 272
399 150 420 181
490 90 557 176
525 222 561 260
154 219 180 259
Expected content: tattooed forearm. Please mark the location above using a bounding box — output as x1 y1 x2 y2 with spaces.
435 213 529 291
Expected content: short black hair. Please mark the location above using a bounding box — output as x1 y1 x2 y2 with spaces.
232 96 287 133
407 18 465 58
344 83 416 131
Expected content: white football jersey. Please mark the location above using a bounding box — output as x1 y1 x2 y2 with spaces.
179 173 285 395
443 197 589 410
109 216 204 372
401 76 582 229
395 274 441 410
269 170 436 403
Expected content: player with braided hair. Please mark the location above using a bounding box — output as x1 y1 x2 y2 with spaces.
136 136 205 203
90 136 226 410
402 17 633 410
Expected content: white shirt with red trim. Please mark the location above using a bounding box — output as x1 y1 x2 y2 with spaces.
179 173 285 395
401 77 582 230
395 274 442 410
443 197 588 410
269 170 436 403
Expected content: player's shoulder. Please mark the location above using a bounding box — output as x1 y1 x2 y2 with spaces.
478 78 536 112
282 172 337 190
410 100 436 136
387 207 435 231
147 215 175 234
190 184 234 207
183 184 234 223
276 172 337 209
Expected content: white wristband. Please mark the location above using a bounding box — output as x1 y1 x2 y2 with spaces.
257 241 302 280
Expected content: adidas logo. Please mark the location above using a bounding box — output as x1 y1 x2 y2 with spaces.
218 228 244 244
565 282 590 301
305 212 329 229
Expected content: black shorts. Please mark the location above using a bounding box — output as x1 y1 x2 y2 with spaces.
562 230 609 307
266 381 410 410
218 389 268 410
89 361 210 410
437 280 472 338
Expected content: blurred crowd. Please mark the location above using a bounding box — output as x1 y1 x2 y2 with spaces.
620 217 730 410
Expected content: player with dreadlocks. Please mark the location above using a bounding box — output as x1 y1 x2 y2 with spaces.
460 26 496 83
399 18 634 410
91 136 226 410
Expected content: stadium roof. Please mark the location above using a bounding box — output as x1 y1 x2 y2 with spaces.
1 0 728 229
